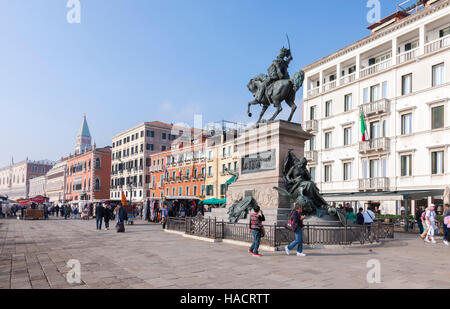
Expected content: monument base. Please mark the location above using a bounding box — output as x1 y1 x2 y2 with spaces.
212 120 313 225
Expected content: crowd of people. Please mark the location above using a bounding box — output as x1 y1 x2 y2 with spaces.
415 203 449 246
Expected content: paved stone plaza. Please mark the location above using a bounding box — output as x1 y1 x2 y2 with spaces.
0 217 449 289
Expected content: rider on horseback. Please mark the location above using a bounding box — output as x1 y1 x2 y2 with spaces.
255 47 293 103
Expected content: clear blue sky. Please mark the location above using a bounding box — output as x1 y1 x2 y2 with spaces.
0 0 402 166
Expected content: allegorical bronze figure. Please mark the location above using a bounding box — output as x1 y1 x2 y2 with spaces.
274 150 342 222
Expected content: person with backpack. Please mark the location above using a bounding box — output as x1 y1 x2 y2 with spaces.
248 206 265 257
103 204 111 230
356 208 364 225
284 203 307 257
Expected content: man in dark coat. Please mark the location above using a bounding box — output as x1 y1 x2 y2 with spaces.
95 203 104 230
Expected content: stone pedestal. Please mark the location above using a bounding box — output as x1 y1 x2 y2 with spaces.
207 120 313 225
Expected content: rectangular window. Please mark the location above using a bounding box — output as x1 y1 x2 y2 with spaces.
370 121 380 139
431 105 444 129
402 74 412 95
310 167 316 181
343 162 352 181
344 94 352 112
162 133 167 140
370 85 380 102
431 151 444 175
310 136 316 151
325 101 332 117
208 166 212 177
343 127 352 146
146 130 154 137
401 155 412 176
432 63 445 87
324 165 332 182
401 113 412 135
363 88 369 104
310 106 316 120
324 132 332 149
370 159 380 178
440 26 450 38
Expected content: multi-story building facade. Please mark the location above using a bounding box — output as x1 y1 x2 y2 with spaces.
149 136 207 199
29 175 47 198
110 121 178 203
0 159 54 200
46 160 68 203
65 146 111 203
205 131 240 200
302 0 450 214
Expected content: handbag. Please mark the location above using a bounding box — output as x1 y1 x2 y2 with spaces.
444 216 450 227
260 225 265 238
285 210 298 232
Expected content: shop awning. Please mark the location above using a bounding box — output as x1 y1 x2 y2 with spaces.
225 176 236 186
201 198 226 205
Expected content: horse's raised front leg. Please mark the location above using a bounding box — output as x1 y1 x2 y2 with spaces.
247 100 258 117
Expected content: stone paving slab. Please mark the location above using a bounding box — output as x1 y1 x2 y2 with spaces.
0 218 449 289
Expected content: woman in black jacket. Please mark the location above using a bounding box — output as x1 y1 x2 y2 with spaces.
103 205 111 230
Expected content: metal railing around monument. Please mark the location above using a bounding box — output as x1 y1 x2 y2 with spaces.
166 217 394 247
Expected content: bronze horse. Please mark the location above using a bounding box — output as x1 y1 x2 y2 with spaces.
247 70 304 124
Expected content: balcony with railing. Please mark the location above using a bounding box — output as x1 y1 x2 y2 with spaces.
157 182 164 189
359 137 390 153
359 99 390 116
307 87 320 98
397 47 420 64
425 34 450 54
339 72 356 86
304 120 318 132
359 177 389 192
360 58 392 78
322 80 336 93
305 150 318 163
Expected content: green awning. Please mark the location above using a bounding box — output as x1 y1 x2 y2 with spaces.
201 198 226 205
225 176 236 185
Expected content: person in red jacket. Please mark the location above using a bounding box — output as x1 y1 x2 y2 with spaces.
248 206 265 257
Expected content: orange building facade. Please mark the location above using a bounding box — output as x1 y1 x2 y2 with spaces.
65 146 112 202
149 137 207 199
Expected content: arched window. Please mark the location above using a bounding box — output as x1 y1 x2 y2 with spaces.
95 178 100 190
95 157 101 169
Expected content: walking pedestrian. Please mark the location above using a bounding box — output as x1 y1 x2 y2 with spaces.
284 203 307 257
95 203 104 231
116 203 127 233
416 206 425 235
248 206 265 257
161 205 168 229
443 203 449 246
104 204 111 230
424 204 437 244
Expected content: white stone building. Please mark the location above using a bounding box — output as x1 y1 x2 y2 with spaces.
29 175 47 198
302 0 450 214
46 160 67 203
0 159 54 200
110 121 177 203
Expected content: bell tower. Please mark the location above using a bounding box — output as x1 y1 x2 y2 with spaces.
75 113 92 155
